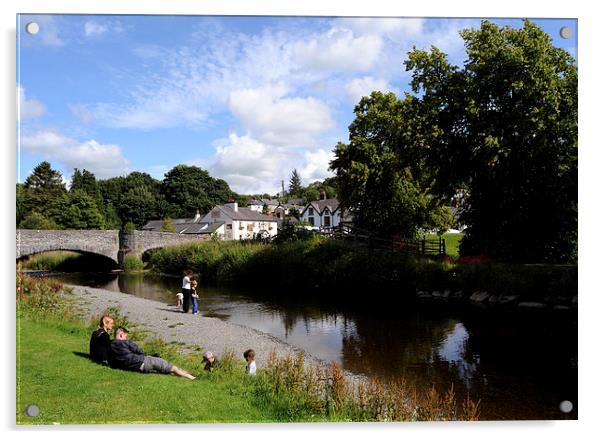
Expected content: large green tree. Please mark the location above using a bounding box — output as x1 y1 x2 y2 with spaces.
405 20 577 262
49 190 105 229
22 161 66 214
160 165 234 218
331 91 442 238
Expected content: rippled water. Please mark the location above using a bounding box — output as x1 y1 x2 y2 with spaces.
47 271 577 420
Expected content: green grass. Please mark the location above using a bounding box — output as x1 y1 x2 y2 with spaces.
16 317 274 424
425 233 464 258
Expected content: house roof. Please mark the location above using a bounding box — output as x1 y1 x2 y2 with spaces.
217 205 278 222
300 198 340 216
142 218 225 234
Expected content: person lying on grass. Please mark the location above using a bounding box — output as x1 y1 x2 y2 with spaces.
108 327 195 380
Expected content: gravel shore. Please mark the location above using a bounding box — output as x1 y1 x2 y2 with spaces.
67 284 362 381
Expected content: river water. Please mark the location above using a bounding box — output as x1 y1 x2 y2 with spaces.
49 271 576 420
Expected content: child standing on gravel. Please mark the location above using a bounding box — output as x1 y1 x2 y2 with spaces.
244 349 257 375
191 279 199 314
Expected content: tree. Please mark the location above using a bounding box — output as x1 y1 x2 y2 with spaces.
288 169 302 197
117 186 157 229
331 91 442 238
160 165 234 218
405 20 577 262
16 184 26 225
19 211 59 230
49 190 105 229
71 169 102 206
23 161 66 214
161 218 176 233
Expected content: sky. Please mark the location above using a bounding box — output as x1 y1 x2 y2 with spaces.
16 15 577 195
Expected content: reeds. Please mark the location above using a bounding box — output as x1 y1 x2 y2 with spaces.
260 351 480 421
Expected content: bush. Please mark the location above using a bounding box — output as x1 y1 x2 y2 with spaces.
123 254 144 272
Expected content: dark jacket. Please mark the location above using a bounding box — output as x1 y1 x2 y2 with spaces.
89 329 111 363
108 339 145 371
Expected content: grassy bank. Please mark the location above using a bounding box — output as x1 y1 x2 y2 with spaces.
16 274 478 424
148 239 577 301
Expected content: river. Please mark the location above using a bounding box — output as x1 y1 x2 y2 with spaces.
46 271 577 420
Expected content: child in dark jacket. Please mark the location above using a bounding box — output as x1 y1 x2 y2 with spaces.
89 315 114 363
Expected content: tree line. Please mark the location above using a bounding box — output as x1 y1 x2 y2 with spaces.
16 162 340 231
16 162 239 230
330 20 577 263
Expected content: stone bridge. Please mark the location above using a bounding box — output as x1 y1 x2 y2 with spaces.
16 229 209 267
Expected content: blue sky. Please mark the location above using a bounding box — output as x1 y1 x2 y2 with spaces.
16 15 577 194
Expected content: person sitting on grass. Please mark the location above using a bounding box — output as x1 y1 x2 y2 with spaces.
243 349 257 376
89 315 114 364
108 327 196 380
202 351 218 372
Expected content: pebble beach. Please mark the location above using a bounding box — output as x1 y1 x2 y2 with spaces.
67 283 362 381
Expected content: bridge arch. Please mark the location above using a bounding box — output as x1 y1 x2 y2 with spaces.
17 229 120 264
17 229 210 269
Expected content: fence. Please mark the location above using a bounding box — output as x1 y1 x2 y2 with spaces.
319 223 445 257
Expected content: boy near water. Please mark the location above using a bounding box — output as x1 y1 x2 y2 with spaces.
243 349 256 375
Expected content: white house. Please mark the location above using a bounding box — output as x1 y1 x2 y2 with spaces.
298 198 351 229
200 202 278 240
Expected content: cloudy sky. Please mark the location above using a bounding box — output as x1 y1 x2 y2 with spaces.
17 15 577 194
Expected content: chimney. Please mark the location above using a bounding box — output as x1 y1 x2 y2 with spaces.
320 191 327 200
194 209 200 222
225 201 238 212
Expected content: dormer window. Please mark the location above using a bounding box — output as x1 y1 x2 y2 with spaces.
308 207 314 216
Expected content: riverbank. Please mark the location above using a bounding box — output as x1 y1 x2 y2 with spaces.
65 283 359 379
147 239 578 304
18 274 479 423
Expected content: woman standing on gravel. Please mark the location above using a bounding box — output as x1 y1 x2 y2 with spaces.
181 269 193 313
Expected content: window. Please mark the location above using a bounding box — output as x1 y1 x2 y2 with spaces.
324 216 331 227
308 217 314 226
226 224 232 230
308 207 314 216
247 223 254 231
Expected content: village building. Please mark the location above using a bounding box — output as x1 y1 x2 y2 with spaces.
200 202 278 240
298 197 352 229
141 211 225 236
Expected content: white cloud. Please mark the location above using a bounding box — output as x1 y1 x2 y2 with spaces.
84 19 125 37
229 83 334 148
345 76 391 104
300 149 335 183
209 133 296 194
208 132 336 195
84 21 108 37
20 130 130 178
293 27 383 72
18 86 46 119
335 17 425 41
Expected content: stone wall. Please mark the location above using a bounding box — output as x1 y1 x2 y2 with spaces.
16 229 120 263
17 229 210 267
118 230 209 264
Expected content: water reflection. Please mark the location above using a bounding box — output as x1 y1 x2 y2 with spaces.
46 271 576 420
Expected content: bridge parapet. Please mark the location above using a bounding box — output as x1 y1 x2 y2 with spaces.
118 230 209 264
17 229 210 267
16 229 120 263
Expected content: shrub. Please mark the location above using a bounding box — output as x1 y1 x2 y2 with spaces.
123 254 144 272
